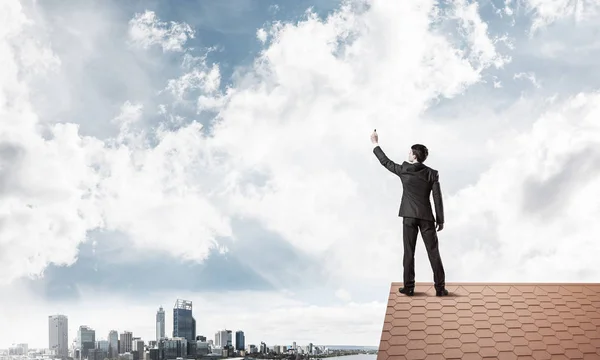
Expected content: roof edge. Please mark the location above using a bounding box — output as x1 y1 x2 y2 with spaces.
390 282 600 285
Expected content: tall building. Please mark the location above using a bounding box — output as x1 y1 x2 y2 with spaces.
132 339 144 352
156 306 165 341
235 331 245 351
49 315 69 359
214 330 228 348
132 339 144 360
108 331 118 358
95 339 109 360
172 299 195 342
159 337 187 359
77 326 95 360
119 331 133 354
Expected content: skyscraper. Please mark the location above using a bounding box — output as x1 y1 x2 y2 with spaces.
226 330 232 348
132 338 144 360
235 331 245 351
108 331 118 358
48 315 69 359
119 331 133 354
132 339 144 353
214 330 228 348
156 306 165 341
172 299 195 342
77 326 95 360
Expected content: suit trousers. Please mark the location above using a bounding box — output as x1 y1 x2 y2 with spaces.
402 217 446 291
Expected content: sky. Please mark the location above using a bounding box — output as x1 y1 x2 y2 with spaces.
1 0 600 350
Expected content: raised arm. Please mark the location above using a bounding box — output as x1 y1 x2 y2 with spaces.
371 129 403 176
432 171 445 226
373 145 403 176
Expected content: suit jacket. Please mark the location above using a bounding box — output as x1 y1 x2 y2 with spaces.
373 146 444 224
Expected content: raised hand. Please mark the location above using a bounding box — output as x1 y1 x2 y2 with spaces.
371 129 378 144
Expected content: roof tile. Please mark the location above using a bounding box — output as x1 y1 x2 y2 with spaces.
378 282 600 359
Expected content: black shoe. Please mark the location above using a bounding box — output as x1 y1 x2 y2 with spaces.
399 287 414 296
436 288 449 296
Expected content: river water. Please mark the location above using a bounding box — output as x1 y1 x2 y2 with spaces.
324 355 376 360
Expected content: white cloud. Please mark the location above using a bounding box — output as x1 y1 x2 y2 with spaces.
0 1 104 285
112 101 144 144
166 54 221 101
452 0 510 69
440 92 600 281
524 0 600 31
514 71 541 88
256 28 268 44
128 10 194 52
2 0 600 348
504 0 514 16
96 118 233 261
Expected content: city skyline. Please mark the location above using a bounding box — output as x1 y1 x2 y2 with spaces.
0 303 319 350
6 300 308 351
2 0 600 351
3 311 318 355
3 316 349 360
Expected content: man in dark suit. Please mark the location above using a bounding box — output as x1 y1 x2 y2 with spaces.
371 129 448 297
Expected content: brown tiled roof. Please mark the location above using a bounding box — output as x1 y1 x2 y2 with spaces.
378 282 600 360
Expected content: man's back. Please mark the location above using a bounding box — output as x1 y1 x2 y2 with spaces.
399 161 437 221
373 146 444 224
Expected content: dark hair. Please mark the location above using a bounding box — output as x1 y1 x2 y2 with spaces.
411 144 428 163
